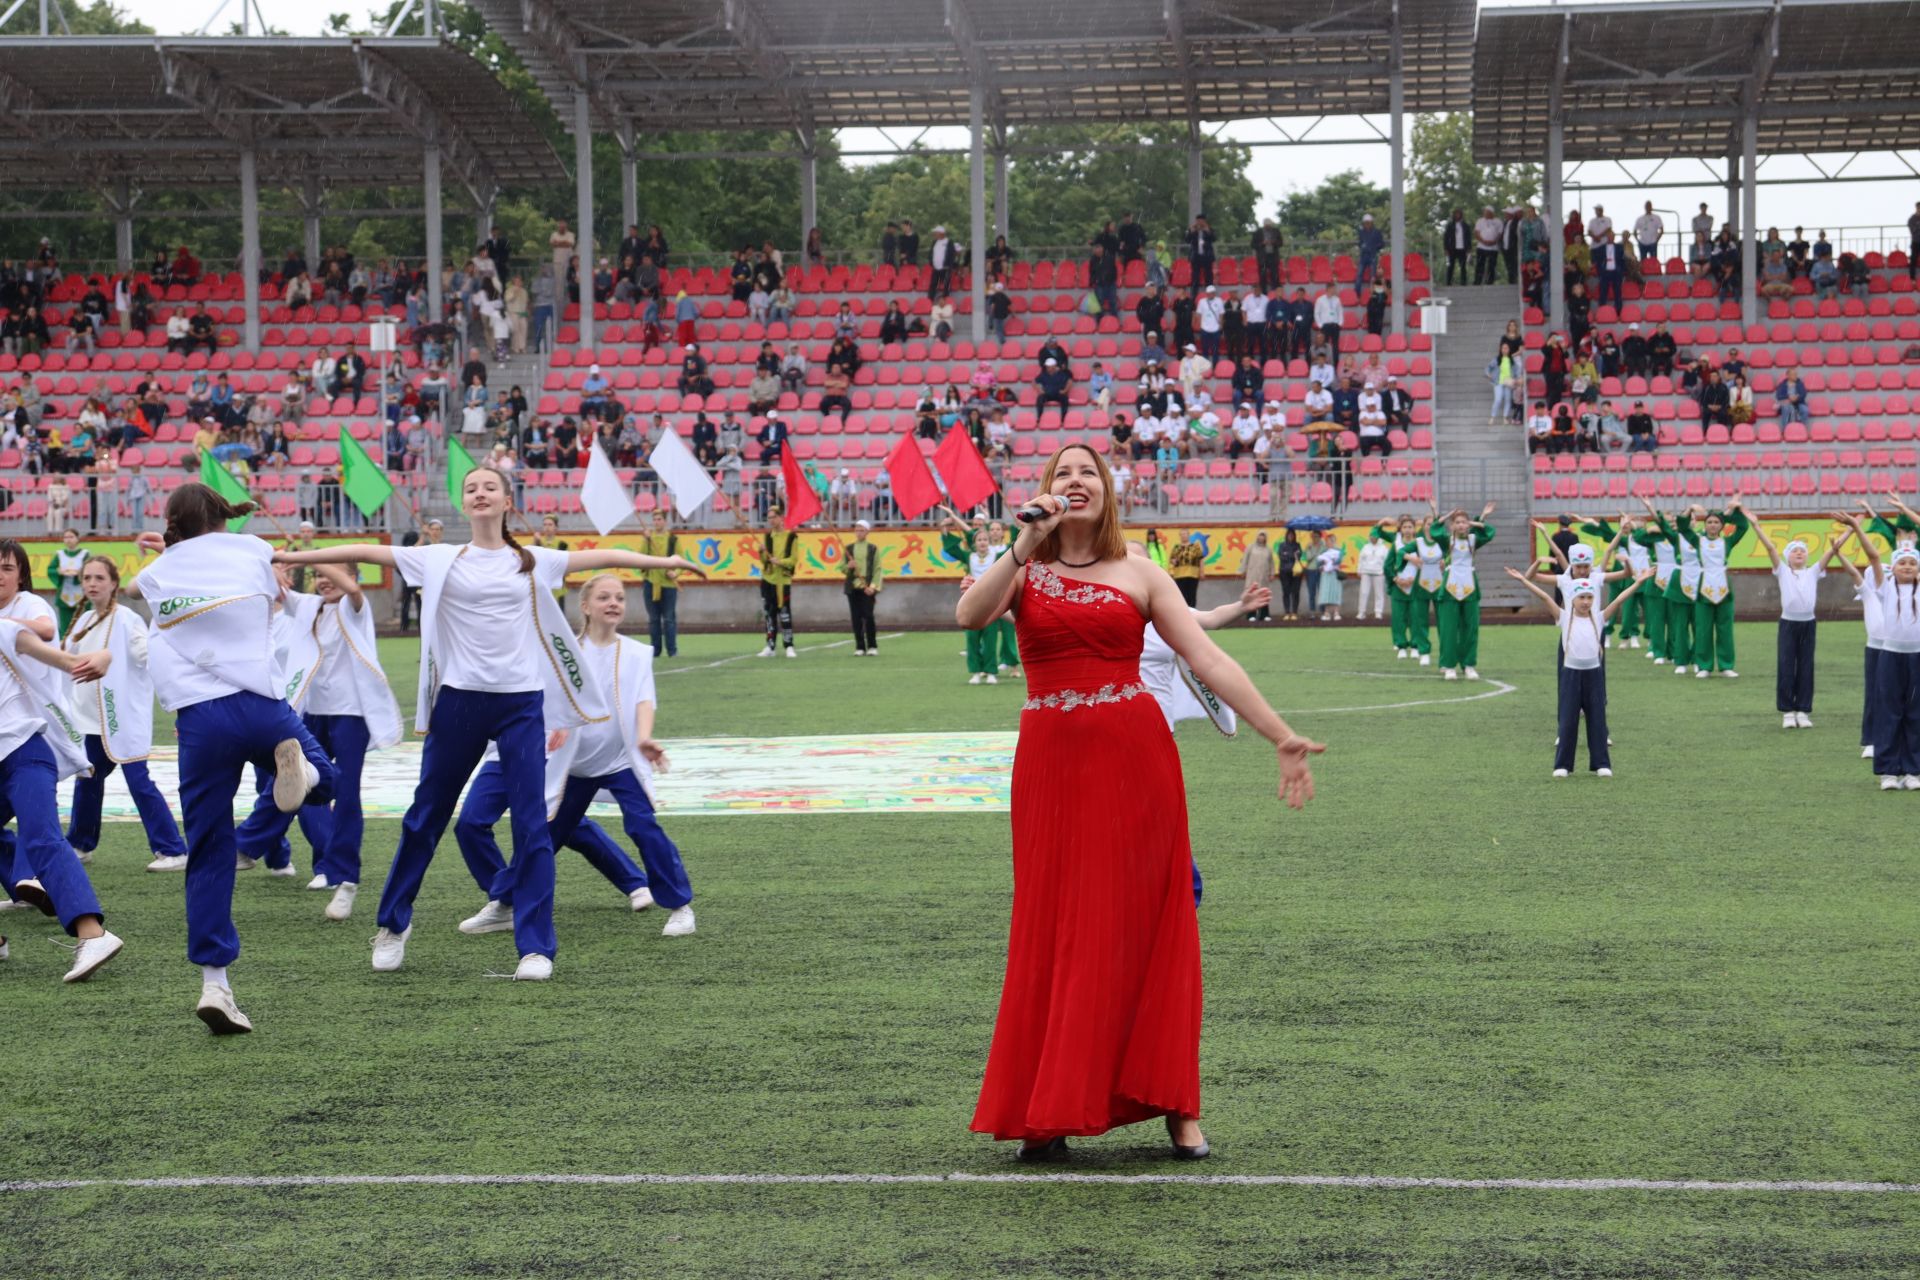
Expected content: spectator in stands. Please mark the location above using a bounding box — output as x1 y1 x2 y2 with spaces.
1621 323 1650 378
826 336 863 379
1813 229 1833 263
1633 202 1663 262
1728 373 1755 425
1542 333 1570 406
1439 208 1471 286
878 300 908 345
1472 205 1503 284
1786 227 1810 275
1034 359 1072 421
170 245 201 286
549 219 576 295
1776 368 1810 426
1089 243 1119 317
1710 231 1741 300
1365 281 1388 336
1565 281 1591 346
210 374 240 428
894 219 918 266
922 291 951 341
819 365 852 421
158 308 190 354
185 306 217 355
745 366 780 416
1648 322 1677 376
1547 403 1577 454
1117 212 1147 267
329 344 367 400
1192 285 1224 360
1698 369 1731 427
668 346 709 401
1285 287 1314 362
1595 330 1623 379
1086 362 1115 414
1761 226 1786 263
1131 283 1165 341
1626 401 1657 451
1842 252 1872 299
1689 202 1714 245
1131 409 1161 460
773 343 808 396
1569 350 1599 406
1177 343 1209 404
1187 404 1222 457
1356 213 1385 287
1307 349 1335 390
1689 230 1713 279
1224 403 1259 459
1593 233 1626 310
1909 203 1920 281
1382 376 1411 429
1231 355 1264 411
1809 252 1839 300
929 226 957 299
1356 383 1389 457
1146 238 1171 289
1167 287 1195 352
1314 281 1343 357
758 412 790 466
1185 215 1216 288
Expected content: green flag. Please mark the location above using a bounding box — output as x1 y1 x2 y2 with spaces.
197 450 253 531
337 426 394 519
446 436 477 510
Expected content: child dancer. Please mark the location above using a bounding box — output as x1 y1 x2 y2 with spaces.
0 540 56 640
1750 517 1848 730
964 530 1001 685
1629 514 1673 663
275 466 703 980
1835 512 1920 789
1832 523 1886 762
1576 514 1645 647
1313 535 1344 622
1505 566 1652 777
985 521 1021 677
1373 516 1426 659
0 612 124 982
50 530 88 639
1429 502 1496 680
131 483 334 1033
1646 500 1701 673
61 555 188 872
1677 498 1749 678
232 562 403 922
540 573 696 938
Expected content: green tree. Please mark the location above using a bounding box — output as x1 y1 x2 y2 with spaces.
0 0 149 35
1406 113 1541 239
1004 124 1259 251
1273 170 1389 246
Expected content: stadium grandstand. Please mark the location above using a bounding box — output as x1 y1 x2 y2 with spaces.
0 0 1915 608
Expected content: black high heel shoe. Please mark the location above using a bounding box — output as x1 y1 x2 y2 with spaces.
1015 1137 1070 1163
1166 1116 1209 1161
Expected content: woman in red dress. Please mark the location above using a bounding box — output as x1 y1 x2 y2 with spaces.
960 443 1323 1161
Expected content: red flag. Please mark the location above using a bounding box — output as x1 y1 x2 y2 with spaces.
932 425 1000 512
885 431 943 521
778 445 821 530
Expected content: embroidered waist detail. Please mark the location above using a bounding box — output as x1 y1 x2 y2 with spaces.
1022 681 1149 713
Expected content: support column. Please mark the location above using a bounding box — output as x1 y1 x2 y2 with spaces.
994 147 1009 239
1725 150 1739 235
240 148 261 353
575 90 596 352
799 145 818 260
1388 1 1407 336
1740 111 1758 326
619 124 638 239
969 87 988 344
424 146 443 328
1186 131 1204 222
301 175 323 272
113 178 134 272
1546 116 1564 332
475 187 495 254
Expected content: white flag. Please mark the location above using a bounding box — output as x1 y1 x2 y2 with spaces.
580 437 636 535
647 426 717 520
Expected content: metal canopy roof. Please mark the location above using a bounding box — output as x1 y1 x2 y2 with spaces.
0 36 566 198
468 0 1474 135
1474 0 1920 162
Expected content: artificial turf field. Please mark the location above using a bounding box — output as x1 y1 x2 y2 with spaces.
2 618 1916 1279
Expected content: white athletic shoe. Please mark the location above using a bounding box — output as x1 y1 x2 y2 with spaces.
785 646 798 658
1464 667 1480 681
267 863 297 878
1795 713 1813 729
513 954 553 981
235 854 258 871
74 848 92 865
1696 669 1710 679
662 906 696 937
1604 637 1614 649
998 663 1010 672
305 874 329 890
629 887 655 912
324 883 358 922
1653 657 1667 665
1418 654 1431 667
854 648 866 656
1723 670 1738 679
0 937 8 961
1882 776 1902 791
1673 664 1687 675
147 854 188 872
1906 776 1920 791
458 900 515 935
272 738 318 813
1552 769 1569 778
1863 745 1876 759
64 931 124 983
0 898 28 913
1783 713 1798 730
969 672 985 685
1596 768 1613 778
985 674 998 685
195 982 252 1034
757 646 774 658
370 926 410 971
1396 648 1408 659
1443 669 1458 680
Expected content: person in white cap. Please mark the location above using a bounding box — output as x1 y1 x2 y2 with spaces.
929 225 955 299
842 520 884 656
1833 512 1920 787
1195 285 1225 361
1178 343 1210 403
1751 516 1850 729
1505 566 1653 778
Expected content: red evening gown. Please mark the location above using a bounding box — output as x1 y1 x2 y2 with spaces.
970 559 1203 1142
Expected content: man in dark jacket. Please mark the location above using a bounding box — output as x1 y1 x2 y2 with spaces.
1118 212 1146 264
1135 285 1165 338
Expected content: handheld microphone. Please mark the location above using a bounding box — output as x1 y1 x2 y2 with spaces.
1015 499 1070 525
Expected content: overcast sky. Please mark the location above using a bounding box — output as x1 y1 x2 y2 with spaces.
119 0 1917 247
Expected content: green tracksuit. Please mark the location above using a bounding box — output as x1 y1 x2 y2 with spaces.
1632 527 1673 659
1677 509 1749 672
1655 513 1698 666
1375 528 1425 653
1429 520 1494 669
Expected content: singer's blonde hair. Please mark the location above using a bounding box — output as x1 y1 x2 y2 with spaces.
1031 443 1126 564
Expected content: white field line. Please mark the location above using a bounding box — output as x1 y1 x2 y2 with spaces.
655 633 910 676
0 1172 1913 1194
1280 669 1519 715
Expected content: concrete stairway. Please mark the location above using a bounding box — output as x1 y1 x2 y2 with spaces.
1429 284 1538 609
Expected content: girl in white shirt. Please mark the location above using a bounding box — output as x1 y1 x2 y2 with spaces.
131 483 334 1033
1836 515 1920 788
61 555 187 872
1750 520 1849 730
1506 567 1652 777
275 465 703 981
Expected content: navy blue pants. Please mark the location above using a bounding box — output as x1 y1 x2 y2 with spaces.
549 769 694 910
1554 664 1610 773
235 713 371 886
455 759 647 902
378 688 557 958
1864 647 1883 749
1776 619 1817 713
1872 649 1920 778
66 734 185 857
0 735 103 933
175 692 335 966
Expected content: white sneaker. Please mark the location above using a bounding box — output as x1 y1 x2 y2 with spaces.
1464 667 1480 681
458 899 515 934
1596 768 1613 778
998 663 1009 672
11 878 53 916
513 954 553 981
64 930 124 983
0 937 8 961
74 848 92 865
268 863 297 878
147 854 188 872
1552 769 1569 778
854 648 866 656
1654 657 1667 665
662 905 696 937
1604 637 1614 649
1418 654 1430 666
235 854 258 871
1783 713 1798 730
1396 648 1408 659
1795 713 1813 729
1673 664 1687 675
305 873 329 890
629 887 655 912
272 738 318 813
1906 776 1920 792
1628 637 1640 649
757 646 774 658
324 883 358 922
985 674 998 685
195 982 252 1034
1722 670 1738 679
1444 669 1458 680
370 926 410 971
1696 669 1710 679
1863 745 1876 759
969 672 984 685
1882 776 1902 791
785 646 798 658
